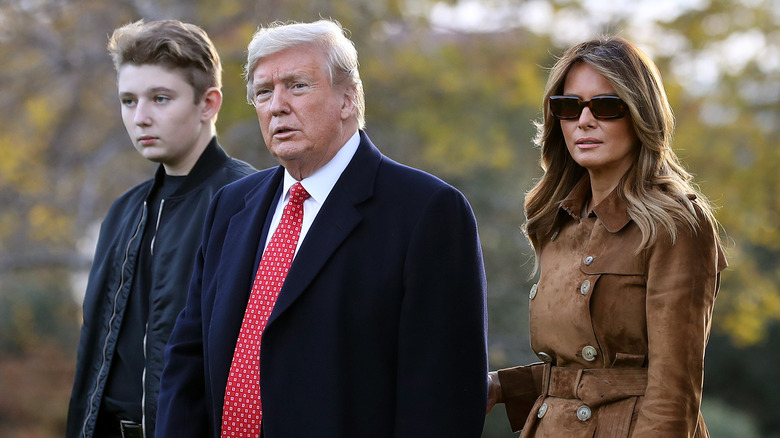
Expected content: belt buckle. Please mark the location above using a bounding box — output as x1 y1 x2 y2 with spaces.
119 420 144 438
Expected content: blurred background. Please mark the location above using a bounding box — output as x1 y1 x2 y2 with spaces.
0 0 778 436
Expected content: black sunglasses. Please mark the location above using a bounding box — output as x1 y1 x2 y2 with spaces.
549 95 628 120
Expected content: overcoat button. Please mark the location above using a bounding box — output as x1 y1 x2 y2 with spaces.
537 402 548 418
584 256 594 265
529 283 538 300
582 345 598 361
577 405 592 421
580 280 591 295
537 352 553 362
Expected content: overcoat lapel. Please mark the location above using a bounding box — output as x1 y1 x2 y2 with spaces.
216 167 284 326
267 133 382 327
205 167 284 406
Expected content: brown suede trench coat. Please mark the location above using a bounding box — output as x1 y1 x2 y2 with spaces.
498 176 727 438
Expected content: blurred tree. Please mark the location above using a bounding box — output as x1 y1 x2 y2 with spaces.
656 0 780 348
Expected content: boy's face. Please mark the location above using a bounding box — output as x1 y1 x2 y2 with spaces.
117 64 210 175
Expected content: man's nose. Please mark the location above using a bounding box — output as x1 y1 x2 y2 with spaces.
269 88 290 116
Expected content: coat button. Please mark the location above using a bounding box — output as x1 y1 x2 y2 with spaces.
529 283 538 300
582 345 598 361
577 405 592 421
537 402 548 418
537 352 553 362
584 256 594 265
580 280 591 295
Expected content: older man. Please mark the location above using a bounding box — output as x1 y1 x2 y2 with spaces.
157 19 487 438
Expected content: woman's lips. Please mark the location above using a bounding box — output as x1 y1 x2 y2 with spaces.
576 138 602 149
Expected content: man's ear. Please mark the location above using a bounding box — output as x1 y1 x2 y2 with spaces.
340 85 357 121
201 87 223 122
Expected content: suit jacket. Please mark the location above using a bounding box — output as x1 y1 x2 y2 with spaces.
156 131 488 437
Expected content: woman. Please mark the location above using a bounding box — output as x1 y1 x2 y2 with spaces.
487 37 727 437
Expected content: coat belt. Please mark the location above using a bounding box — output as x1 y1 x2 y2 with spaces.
531 365 647 438
545 365 647 408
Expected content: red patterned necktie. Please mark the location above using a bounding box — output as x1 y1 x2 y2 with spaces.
221 182 310 437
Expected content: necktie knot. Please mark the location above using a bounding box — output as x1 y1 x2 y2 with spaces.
289 182 310 205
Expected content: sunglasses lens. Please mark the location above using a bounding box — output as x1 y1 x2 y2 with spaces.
550 96 627 120
591 97 626 119
550 97 581 119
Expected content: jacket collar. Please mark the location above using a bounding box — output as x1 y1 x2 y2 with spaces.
559 175 632 233
151 136 229 197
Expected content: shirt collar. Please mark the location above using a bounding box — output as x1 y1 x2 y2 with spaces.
559 174 632 233
281 130 360 205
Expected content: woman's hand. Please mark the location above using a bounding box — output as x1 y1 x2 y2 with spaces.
486 371 502 414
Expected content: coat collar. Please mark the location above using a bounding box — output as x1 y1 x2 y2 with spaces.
220 130 382 331
151 136 229 197
559 175 632 233
267 130 381 326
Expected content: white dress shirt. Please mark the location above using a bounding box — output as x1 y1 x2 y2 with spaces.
263 130 360 255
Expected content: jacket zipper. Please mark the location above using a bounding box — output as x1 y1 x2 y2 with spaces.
82 202 147 438
142 199 164 436
141 324 148 437
149 199 164 256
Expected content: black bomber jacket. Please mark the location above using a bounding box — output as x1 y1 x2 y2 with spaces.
66 138 255 438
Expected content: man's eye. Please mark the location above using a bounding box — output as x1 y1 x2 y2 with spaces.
154 96 171 104
252 89 271 104
121 98 136 107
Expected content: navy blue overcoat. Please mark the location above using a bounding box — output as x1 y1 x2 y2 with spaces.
157 131 488 437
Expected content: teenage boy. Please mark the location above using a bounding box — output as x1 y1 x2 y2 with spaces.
66 19 255 438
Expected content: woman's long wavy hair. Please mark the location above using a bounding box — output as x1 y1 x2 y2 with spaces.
524 36 720 261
